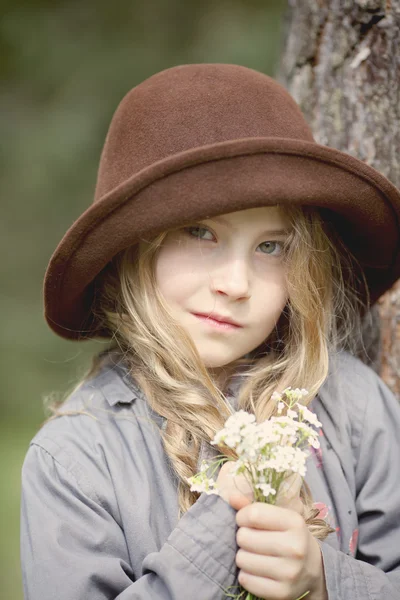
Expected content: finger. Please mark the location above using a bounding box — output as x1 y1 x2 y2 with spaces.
229 493 252 511
276 473 304 516
236 549 299 580
276 472 302 503
237 527 304 558
236 502 304 531
238 570 294 600
217 462 254 503
230 476 253 498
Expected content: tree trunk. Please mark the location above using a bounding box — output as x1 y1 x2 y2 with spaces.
279 0 400 397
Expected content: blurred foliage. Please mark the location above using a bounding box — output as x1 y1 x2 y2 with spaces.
1 1 287 597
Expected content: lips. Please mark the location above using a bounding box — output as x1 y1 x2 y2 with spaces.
192 312 242 327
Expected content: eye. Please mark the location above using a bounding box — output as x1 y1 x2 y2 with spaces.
184 226 215 241
258 241 283 256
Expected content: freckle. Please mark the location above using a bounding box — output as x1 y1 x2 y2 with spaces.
348 510 352 515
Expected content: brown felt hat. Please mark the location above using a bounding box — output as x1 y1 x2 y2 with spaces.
44 63 400 340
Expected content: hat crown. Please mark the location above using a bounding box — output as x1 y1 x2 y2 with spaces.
94 63 314 202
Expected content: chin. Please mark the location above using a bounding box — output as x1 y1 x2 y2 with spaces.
200 354 240 369
194 340 248 369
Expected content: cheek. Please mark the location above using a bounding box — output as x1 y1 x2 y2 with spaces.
155 248 180 298
276 276 289 309
155 242 204 299
256 270 288 319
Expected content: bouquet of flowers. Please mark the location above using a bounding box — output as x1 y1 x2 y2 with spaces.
188 387 322 600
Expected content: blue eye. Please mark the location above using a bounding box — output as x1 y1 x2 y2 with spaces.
185 226 214 241
258 241 283 255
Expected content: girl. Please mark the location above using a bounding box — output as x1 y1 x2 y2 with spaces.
21 64 400 600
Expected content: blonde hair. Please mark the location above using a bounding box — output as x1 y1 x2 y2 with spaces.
49 205 367 540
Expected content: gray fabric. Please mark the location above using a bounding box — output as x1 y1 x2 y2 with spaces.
20 351 400 599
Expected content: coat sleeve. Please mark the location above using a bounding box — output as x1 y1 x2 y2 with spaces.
319 374 400 599
20 443 238 600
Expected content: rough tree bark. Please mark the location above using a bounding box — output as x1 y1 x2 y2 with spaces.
279 0 400 398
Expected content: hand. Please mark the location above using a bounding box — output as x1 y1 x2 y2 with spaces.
216 461 254 505
218 461 304 516
230 499 328 600
275 472 304 517
221 469 327 600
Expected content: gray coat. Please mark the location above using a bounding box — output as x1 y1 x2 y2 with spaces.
20 352 400 599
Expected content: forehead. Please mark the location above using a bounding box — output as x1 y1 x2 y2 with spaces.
206 206 289 229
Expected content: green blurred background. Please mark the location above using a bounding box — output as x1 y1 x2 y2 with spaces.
1 1 287 597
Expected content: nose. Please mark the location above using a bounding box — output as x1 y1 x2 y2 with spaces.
210 257 251 300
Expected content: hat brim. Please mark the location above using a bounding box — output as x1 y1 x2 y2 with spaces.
44 137 400 339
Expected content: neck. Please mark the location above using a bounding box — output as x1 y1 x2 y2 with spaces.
208 360 251 394
207 366 233 392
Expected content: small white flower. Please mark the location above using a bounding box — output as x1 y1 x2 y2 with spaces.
293 387 308 398
187 475 220 496
258 445 308 476
211 410 256 449
256 483 276 498
221 433 242 448
297 404 322 428
310 437 321 449
257 420 280 445
192 390 320 507
271 416 301 440
287 408 298 420
271 391 283 403
227 410 256 428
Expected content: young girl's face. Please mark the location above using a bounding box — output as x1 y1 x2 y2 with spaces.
155 206 289 369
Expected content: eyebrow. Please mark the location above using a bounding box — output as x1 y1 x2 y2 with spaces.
208 215 290 237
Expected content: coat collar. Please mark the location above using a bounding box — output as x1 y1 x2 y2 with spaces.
95 357 167 431
95 355 143 407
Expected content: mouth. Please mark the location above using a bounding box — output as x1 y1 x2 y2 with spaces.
192 312 243 329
